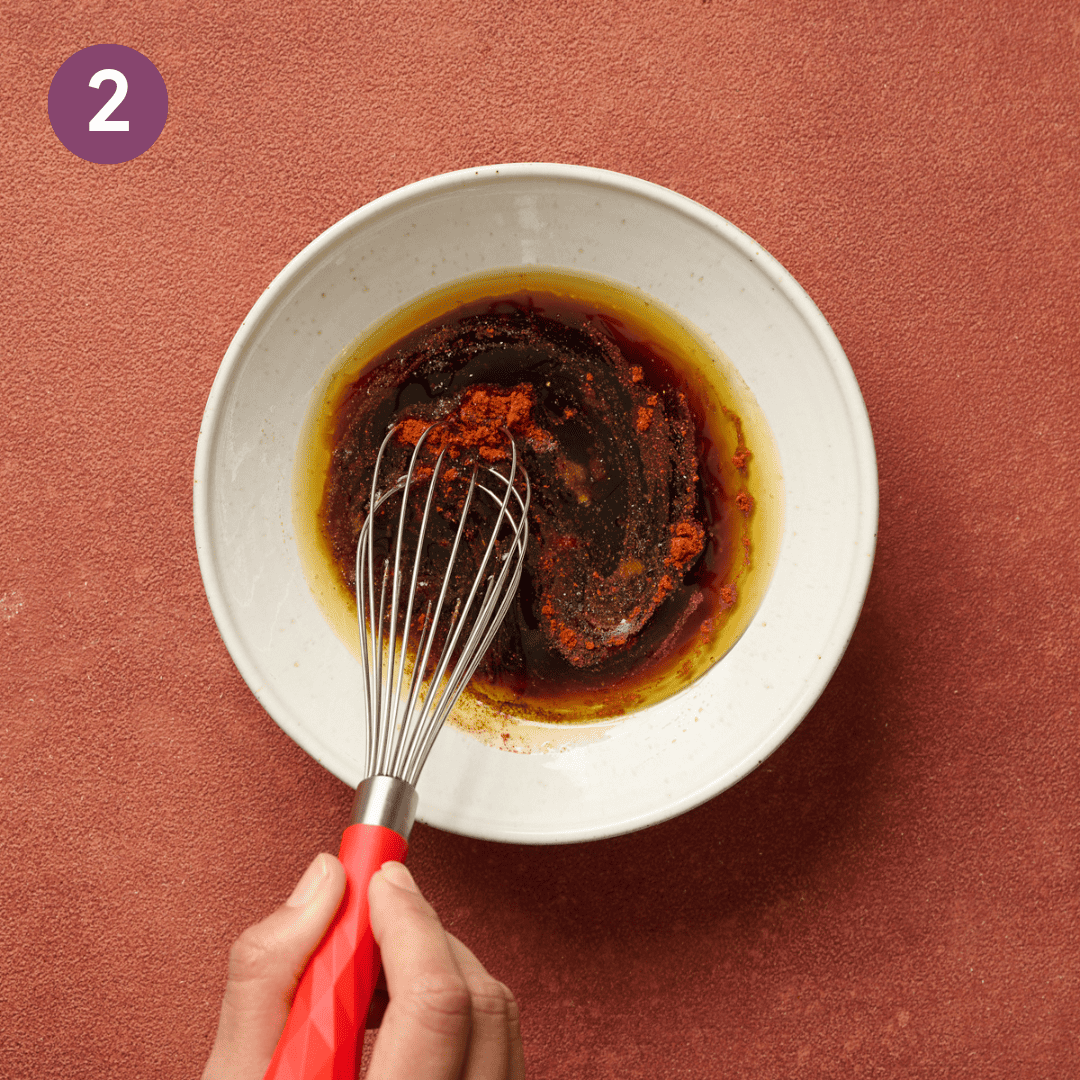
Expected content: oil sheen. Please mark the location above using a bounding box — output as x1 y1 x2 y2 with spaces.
294 267 782 729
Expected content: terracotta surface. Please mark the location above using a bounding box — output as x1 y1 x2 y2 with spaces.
3 2 1078 1076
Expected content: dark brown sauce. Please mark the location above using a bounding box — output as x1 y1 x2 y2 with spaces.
317 288 754 718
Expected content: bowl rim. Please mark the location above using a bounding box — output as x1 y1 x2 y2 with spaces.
194 162 879 843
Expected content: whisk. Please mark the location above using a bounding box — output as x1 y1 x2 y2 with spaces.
265 420 530 1080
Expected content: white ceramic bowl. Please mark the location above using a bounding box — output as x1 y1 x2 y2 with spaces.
193 164 878 844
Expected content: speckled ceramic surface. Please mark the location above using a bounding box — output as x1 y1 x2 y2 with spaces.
193 163 877 843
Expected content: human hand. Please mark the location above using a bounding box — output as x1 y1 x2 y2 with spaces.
201 851 347 1080
202 854 524 1080
365 860 524 1079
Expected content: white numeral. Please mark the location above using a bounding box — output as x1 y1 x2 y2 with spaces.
88 68 130 131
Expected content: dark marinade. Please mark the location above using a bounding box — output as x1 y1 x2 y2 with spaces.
320 291 743 703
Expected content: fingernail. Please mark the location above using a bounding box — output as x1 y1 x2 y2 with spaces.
286 853 329 908
379 860 419 893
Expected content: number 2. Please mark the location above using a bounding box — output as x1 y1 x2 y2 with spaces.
88 68 129 131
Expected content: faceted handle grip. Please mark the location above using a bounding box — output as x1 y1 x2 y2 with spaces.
264 824 408 1080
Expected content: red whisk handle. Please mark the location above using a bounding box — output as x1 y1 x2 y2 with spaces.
264 778 418 1080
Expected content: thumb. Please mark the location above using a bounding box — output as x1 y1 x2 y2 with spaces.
202 852 347 1080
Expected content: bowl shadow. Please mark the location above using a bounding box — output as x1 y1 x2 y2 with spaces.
408 581 897 958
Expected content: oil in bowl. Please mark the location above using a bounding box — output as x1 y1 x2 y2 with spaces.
294 267 783 740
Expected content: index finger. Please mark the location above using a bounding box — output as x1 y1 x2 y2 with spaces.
365 862 472 1080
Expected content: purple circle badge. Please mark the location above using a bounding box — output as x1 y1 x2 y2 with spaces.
48 44 168 164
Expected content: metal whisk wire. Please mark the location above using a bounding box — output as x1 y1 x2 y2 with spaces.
355 420 530 787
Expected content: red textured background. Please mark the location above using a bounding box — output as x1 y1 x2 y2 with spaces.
2 2 1078 1076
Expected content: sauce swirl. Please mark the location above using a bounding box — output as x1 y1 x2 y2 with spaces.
295 269 781 726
